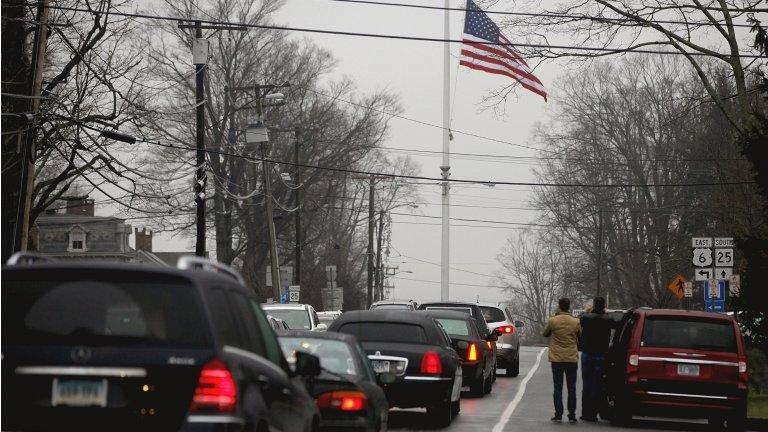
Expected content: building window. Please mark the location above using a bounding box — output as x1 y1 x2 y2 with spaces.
68 228 86 252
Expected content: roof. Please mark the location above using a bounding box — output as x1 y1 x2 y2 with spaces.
639 308 733 321
333 309 436 325
36 214 124 224
280 329 358 344
151 252 194 266
421 309 473 320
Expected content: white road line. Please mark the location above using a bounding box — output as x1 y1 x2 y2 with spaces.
491 347 548 432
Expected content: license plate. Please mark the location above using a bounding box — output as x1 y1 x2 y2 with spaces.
677 364 700 377
52 378 108 407
371 360 390 374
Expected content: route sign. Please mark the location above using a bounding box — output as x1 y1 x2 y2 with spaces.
683 281 693 298
667 274 687 300
704 280 726 312
692 248 713 267
714 237 734 248
716 267 733 280
729 275 741 297
289 285 300 303
692 237 713 248
714 249 734 267
695 268 713 281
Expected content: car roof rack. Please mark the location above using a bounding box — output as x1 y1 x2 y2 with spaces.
177 256 246 285
5 252 54 266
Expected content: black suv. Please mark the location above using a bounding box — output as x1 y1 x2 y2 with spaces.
2 256 321 431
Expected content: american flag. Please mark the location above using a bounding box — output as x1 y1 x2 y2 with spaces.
460 0 547 101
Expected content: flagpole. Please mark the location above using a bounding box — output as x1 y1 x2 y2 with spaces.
440 0 451 301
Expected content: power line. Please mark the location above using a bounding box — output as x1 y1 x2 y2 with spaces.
29 2 766 58
331 0 759 28
391 275 508 289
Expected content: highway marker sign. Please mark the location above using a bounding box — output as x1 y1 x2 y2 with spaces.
715 248 734 267
715 267 733 280
695 268 713 281
692 248 713 267
667 274 687 300
289 285 300 303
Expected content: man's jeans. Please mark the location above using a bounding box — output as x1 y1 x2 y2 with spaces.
581 352 606 419
551 362 578 417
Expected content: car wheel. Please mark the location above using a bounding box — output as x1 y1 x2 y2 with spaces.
506 352 520 377
451 399 461 417
427 400 453 427
484 369 493 394
723 404 746 432
469 374 486 397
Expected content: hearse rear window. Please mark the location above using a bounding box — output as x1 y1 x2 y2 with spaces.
641 317 736 352
338 322 426 343
3 280 210 347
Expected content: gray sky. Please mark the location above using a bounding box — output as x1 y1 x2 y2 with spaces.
141 0 755 305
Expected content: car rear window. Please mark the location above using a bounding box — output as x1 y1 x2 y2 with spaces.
425 306 473 316
479 306 506 323
642 317 737 352
338 322 427 343
2 279 210 347
371 304 410 310
436 318 470 336
263 309 311 330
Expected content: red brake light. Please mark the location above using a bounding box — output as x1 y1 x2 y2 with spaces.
500 325 515 334
190 359 236 413
316 391 367 411
421 351 443 374
467 343 478 361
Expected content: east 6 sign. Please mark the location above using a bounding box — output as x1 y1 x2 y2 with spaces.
692 248 713 267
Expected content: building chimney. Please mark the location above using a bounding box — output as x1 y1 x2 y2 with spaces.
65 196 94 216
134 227 153 252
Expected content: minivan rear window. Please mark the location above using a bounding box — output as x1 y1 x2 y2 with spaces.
641 317 736 352
3 280 210 347
338 322 427 343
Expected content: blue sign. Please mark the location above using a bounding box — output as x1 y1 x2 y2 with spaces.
279 287 289 304
704 280 726 313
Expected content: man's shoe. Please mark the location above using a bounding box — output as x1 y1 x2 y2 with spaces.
568 414 578 423
551 415 562 423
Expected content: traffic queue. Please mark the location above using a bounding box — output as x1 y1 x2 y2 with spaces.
1 255 751 431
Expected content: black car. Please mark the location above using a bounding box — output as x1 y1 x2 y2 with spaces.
2 256 321 432
329 310 462 427
279 331 389 431
424 310 496 397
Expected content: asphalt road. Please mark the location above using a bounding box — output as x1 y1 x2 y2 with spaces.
388 346 759 432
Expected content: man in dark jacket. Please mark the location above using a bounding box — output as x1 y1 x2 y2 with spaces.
578 297 617 421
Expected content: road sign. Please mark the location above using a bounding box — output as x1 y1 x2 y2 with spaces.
704 280 726 313
683 281 693 298
279 287 289 304
695 268 713 281
708 278 719 298
730 275 741 297
289 285 300 303
714 237 734 248
714 249 734 267
692 248 713 267
715 267 733 280
692 237 713 248
322 287 343 311
667 275 687 300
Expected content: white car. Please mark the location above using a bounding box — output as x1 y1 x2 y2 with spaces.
262 303 327 331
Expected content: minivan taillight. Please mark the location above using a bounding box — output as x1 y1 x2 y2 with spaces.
316 390 368 411
628 354 639 366
467 343 478 361
421 351 443 375
738 358 749 389
190 359 236 413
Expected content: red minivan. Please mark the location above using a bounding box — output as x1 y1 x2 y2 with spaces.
606 308 748 431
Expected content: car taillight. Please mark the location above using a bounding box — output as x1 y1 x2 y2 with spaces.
421 351 443 375
738 358 749 388
497 325 515 334
316 391 367 411
467 343 478 361
739 360 747 374
628 354 638 366
486 341 493 349
190 359 237 413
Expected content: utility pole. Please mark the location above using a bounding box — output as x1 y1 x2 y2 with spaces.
597 207 603 298
193 22 207 257
375 209 385 301
14 0 50 253
440 0 451 301
294 130 303 298
367 174 375 308
256 85 281 300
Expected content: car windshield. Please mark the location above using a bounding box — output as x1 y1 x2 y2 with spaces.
436 318 470 336
642 317 737 352
2 279 210 347
264 309 311 330
338 322 427 343
371 304 410 310
479 306 506 323
279 337 357 376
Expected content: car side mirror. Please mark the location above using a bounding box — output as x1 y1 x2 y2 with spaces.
378 372 396 384
485 333 498 342
294 351 321 378
514 320 525 328
314 323 328 332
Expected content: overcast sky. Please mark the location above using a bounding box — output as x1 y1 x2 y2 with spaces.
142 0 754 305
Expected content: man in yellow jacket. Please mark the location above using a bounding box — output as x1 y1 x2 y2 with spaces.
543 297 581 423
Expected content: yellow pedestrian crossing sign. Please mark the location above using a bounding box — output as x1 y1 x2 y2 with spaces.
667 274 687 300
